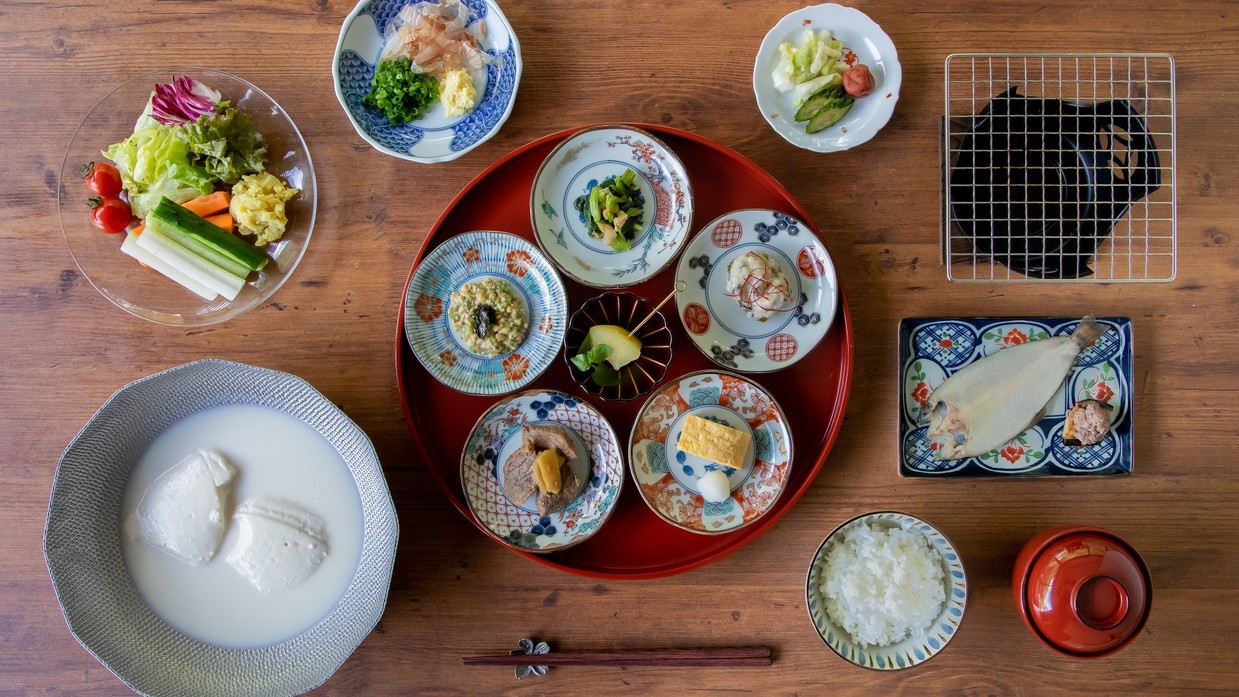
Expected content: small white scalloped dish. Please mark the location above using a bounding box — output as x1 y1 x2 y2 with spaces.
753 3 902 152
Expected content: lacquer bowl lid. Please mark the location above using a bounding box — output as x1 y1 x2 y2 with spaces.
1016 527 1151 657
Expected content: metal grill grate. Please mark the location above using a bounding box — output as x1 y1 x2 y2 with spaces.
943 54 1176 282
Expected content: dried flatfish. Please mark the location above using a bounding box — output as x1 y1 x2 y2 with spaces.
926 315 1109 459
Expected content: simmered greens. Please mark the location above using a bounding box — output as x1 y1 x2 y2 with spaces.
573 168 645 252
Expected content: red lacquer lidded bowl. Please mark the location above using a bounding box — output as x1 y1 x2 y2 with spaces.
1013 526 1151 657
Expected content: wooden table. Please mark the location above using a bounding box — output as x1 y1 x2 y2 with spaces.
3 0 1237 694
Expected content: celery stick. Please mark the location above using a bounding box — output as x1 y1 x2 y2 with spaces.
134 226 247 300
120 233 219 301
149 197 269 274
147 215 253 279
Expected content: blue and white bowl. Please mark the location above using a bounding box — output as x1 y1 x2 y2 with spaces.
805 511 967 670
403 231 566 395
460 390 624 553
674 209 838 372
333 0 521 163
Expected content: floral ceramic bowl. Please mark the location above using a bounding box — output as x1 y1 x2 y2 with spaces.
460 390 623 553
628 370 792 534
404 230 567 396
675 209 838 372
563 292 674 402
530 125 694 287
333 0 522 163
806 511 967 670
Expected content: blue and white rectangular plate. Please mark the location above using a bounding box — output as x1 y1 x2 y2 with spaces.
899 317 1133 477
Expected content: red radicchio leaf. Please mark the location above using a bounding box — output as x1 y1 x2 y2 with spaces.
149 76 222 126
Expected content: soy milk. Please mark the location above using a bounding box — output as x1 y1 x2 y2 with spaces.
121 404 363 648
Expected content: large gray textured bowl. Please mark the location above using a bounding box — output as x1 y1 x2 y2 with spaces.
43 359 399 696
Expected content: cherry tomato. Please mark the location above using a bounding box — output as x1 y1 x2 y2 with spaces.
82 161 123 197
89 196 132 234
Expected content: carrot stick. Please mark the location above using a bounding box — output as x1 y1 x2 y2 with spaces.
203 211 233 232
131 211 233 237
181 191 231 217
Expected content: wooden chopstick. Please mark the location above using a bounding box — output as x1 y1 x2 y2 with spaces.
462 646 773 667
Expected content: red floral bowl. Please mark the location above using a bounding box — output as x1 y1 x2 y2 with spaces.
1013 526 1151 657
563 292 673 402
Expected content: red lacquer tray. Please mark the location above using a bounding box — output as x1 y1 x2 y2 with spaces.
396 124 854 579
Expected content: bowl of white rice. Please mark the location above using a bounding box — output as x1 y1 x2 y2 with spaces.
805 511 966 670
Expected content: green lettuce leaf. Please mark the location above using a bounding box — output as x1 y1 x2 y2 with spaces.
178 107 267 185
102 124 214 218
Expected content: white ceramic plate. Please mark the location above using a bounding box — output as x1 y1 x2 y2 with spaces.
674 209 838 372
531 125 694 287
806 511 967 670
461 390 623 553
404 231 566 395
44 360 398 696
333 0 522 163
753 3 902 152
629 370 792 535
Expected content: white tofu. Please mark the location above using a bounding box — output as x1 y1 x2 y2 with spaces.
226 497 329 594
128 449 237 566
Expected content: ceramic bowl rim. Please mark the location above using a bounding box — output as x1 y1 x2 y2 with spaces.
804 510 967 670
529 123 695 288
331 0 523 164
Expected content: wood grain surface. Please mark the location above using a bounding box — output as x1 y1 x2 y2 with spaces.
2 0 1237 694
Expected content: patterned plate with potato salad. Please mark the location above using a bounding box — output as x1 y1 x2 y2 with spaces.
404 230 566 395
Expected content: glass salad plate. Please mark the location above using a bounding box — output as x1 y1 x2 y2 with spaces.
461 390 623 554
396 123 854 579
333 0 521 163
675 209 839 372
530 125 694 287
752 3 902 152
403 230 567 395
629 370 792 535
899 316 1134 477
57 68 317 326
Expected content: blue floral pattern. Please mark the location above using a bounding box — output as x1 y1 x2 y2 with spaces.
675 209 837 372
334 0 520 162
898 317 1133 477
461 390 623 553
